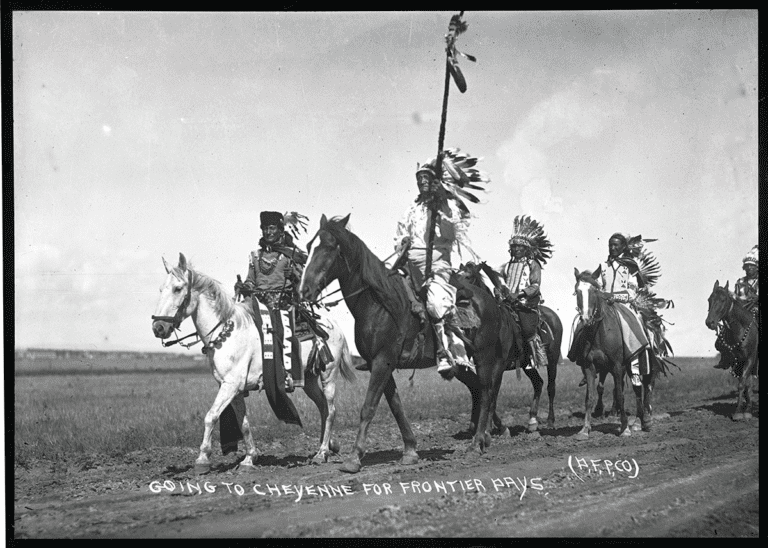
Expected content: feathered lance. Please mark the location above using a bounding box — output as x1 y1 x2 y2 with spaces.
424 12 474 282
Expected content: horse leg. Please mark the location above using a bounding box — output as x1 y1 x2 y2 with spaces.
546 354 558 429
576 365 596 440
229 394 259 471
472 354 503 453
196 381 240 474
382 374 419 466
302 371 333 464
641 371 655 431
455 368 481 436
340 358 393 474
617 366 631 437
631 380 644 432
734 355 755 421
594 370 607 418
524 366 544 433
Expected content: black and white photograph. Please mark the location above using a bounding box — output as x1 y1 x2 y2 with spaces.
9 9 759 538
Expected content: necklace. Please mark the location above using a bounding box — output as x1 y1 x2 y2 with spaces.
258 252 281 275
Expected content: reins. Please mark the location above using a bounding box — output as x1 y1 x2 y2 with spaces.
151 270 232 352
714 290 757 353
304 230 398 310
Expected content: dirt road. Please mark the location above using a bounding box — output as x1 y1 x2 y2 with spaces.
13 389 758 538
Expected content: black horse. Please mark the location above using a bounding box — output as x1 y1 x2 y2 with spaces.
299 214 514 473
706 280 759 420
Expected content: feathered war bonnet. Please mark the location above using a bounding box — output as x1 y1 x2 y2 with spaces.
414 147 489 218
616 233 662 287
508 215 553 265
742 245 758 268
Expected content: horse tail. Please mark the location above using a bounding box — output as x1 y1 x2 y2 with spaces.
336 334 357 384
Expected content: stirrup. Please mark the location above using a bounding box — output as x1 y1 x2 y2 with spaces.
284 375 295 393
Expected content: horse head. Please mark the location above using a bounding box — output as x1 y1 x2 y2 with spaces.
300 213 351 303
574 267 602 324
152 253 196 339
705 279 732 330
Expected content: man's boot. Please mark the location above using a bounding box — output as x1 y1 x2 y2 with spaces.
445 313 476 374
713 352 732 370
433 320 454 376
527 334 547 370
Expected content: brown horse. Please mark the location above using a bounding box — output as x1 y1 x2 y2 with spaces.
706 280 759 420
570 268 657 439
299 214 512 473
455 261 563 435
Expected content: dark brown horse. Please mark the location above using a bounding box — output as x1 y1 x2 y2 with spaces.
571 268 656 439
706 280 759 420
299 214 512 473
456 261 563 435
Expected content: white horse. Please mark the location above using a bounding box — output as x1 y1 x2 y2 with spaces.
151 253 355 473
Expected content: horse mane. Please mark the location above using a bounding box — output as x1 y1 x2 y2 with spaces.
170 265 253 329
323 217 405 319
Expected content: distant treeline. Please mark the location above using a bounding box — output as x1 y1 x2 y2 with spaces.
15 348 202 361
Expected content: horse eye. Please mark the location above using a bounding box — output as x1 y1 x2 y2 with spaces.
174 287 182 293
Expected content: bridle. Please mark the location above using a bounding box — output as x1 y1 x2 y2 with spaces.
303 228 388 309
710 288 756 352
575 280 602 326
151 271 192 329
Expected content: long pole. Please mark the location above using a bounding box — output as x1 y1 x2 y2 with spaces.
424 12 462 282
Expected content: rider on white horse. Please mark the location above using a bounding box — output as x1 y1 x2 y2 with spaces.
235 211 308 392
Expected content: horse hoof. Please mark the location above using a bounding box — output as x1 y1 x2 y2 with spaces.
631 422 642 432
400 453 419 466
732 413 745 421
642 423 652 432
575 431 589 441
546 419 555 429
527 430 541 439
329 439 341 454
311 453 328 465
743 413 753 420
339 460 361 474
236 462 258 473
620 427 632 437
490 426 507 436
194 463 211 475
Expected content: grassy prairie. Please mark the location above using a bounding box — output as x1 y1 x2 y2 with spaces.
13 356 745 465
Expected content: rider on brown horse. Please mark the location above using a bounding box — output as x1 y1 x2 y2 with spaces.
570 232 674 386
496 215 552 371
714 244 759 370
393 148 489 378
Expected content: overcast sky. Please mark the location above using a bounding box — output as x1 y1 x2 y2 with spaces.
13 10 758 357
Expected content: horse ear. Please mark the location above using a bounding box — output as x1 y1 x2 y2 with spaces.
162 256 171 274
320 214 328 228
724 280 729 291
592 265 602 279
178 253 187 271
574 267 580 280
340 213 351 228
713 280 720 290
